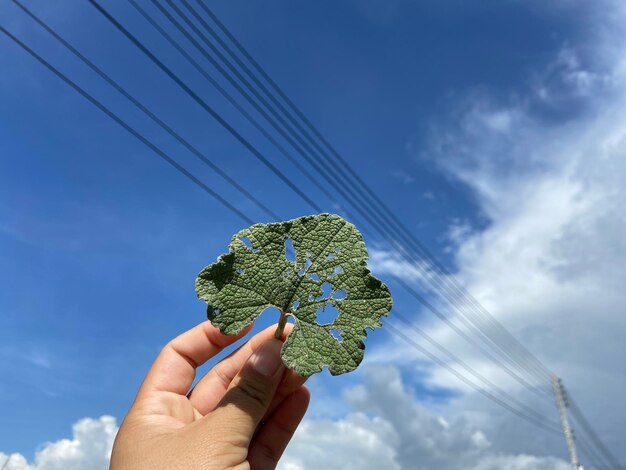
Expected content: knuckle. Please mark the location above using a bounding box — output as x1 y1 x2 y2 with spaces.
257 441 280 464
233 376 270 410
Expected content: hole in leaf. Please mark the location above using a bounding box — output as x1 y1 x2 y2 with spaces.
330 328 344 342
239 237 253 249
332 289 347 300
292 300 300 310
236 268 245 275
305 258 312 269
316 303 340 325
328 266 344 279
212 308 221 316
284 239 296 261
298 268 305 276
307 273 320 282
335 247 341 253
316 282 333 301
325 253 336 260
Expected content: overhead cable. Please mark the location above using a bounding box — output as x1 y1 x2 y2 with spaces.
114 0 548 392
186 0 553 384
0 25 254 226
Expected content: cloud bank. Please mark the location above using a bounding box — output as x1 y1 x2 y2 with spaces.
368 0 626 466
281 366 569 469
0 416 117 470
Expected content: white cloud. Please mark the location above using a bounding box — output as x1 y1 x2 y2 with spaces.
369 247 437 285
0 416 117 470
280 414 401 470
281 365 569 470
471 454 571 470
367 0 626 465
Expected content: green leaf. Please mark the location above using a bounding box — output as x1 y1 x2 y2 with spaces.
195 213 393 377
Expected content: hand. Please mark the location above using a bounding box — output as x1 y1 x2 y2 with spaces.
110 321 309 470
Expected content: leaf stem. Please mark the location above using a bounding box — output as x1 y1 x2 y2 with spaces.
274 308 288 339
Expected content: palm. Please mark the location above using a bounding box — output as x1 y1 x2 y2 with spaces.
111 321 309 470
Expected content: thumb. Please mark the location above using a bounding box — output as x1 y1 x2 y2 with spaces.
210 338 285 444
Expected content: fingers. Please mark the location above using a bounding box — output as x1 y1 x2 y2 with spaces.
188 323 306 415
248 387 310 469
206 338 285 447
136 321 251 400
264 368 307 421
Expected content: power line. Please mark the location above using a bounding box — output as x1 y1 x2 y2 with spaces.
385 321 561 435
149 0 553 388
120 0 552 394
391 277 551 401
10 0 281 223
142 0 374 220
124 0 338 208
576 436 610 470
393 309 560 428
0 24 254 226
567 391 623 469
88 0 323 214
187 0 554 385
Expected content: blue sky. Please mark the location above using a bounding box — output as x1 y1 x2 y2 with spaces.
2 1 624 468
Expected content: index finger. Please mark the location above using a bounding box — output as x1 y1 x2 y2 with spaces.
136 320 251 400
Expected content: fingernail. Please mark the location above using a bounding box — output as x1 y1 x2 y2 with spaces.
251 340 283 377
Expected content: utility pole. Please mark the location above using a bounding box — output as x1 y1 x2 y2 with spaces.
552 374 582 470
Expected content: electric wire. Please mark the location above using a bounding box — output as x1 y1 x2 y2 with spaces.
125 0 553 396
391 278 549 400
124 0 338 207
9 0 281 223
88 0 323 214
187 0 553 385
392 309 561 429
385 321 561 435
576 435 610 470
141 0 371 218
194 0 554 380
0 25 254 227
394 315 561 429
567 392 623 469
149 0 554 389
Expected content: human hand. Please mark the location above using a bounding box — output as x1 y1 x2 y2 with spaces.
109 321 309 470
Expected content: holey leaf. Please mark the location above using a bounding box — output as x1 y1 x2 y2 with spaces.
195 213 393 377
